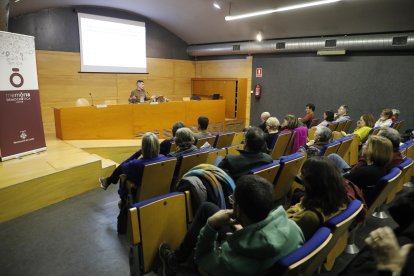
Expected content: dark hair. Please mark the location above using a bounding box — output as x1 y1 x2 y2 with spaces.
284 114 300 129
306 103 315 112
198 116 209 130
324 110 335 122
361 114 376 128
172 122 185 137
301 157 348 215
234 175 273 223
136 80 144 84
245 127 266 152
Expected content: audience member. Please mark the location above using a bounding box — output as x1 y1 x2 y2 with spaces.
299 103 316 127
128 80 151 103
258 112 271 133
264 116 280 150
281 114 307 153
317 110 335 127
99 132 164 191
281 114 300 132
374 108 393 128
160 122 185 155
341 113 375 145
167 127 198 157
298 126 332 158
391 108 400 123
218 127 273 181
159 175 305 275
334 104 351 123
195 116 211 138
287 157 348 240
343 136 392 205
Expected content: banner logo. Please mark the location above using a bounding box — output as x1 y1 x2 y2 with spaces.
5 91 31 104
9 68 24 88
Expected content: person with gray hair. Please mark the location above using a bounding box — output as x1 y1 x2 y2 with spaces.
392 108 400 124
168 127 198 157
99 132 165 190
258 111 271 133
299 126 332 158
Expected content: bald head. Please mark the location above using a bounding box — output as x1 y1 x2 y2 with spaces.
261 112 271 122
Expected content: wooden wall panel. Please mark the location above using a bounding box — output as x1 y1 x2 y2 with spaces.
36 51 195 135
194 57 252 125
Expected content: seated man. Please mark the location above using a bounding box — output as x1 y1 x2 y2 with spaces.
218 127 273 181
167 127 198 157
299 103 315 127
194 116 211 138
159 175 305 275
299 126 332 158
258 112 271 133
160 122 185 155
334 104 351 123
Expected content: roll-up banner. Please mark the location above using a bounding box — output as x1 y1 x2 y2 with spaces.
0 31 46 161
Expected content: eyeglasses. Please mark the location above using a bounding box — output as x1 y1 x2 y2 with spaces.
228 194 234 205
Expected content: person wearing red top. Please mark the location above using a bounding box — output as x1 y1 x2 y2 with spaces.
299 103 315 128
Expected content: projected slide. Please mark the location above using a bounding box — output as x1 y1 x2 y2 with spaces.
78 13 147 73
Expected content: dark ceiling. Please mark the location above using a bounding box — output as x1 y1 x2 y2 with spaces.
9 0 414 45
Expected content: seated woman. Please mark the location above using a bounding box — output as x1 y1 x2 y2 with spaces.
160 122 185 155
280 114 307 153
317 110 335 127
374 108 393 128
167 127 198 157
264 116 280 150
287 156 348 240
344 135 393 206
99 132 165 191
339 113 375 145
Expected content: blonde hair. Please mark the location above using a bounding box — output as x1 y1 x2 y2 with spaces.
142 132 160 159
365 135 392 167
174 127 195 149
266 117 280 131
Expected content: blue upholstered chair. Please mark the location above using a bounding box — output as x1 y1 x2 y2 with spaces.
335 135 354 160
267 227 333 276
323 200 363 271
249 161 281 184
128 192 188 276
319 140 341 157
387 157 413 202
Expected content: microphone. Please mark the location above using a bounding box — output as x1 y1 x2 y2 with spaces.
89 92 94 106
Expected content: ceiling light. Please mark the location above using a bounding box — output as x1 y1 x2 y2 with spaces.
256 32 263 42
225 0 342 21
15 0 21 2
213 1 221 9
317 49 346 55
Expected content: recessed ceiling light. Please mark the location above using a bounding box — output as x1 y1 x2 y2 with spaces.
15 0 21 2
213 1 221 9
256 32 263 42
225 0 342 21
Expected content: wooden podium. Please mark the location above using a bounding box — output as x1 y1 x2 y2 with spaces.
54 100 225 140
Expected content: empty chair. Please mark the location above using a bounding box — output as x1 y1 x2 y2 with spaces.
342 120 353 133
214 132 236 148
319 140 341 157
249 161 281 183
323 200 363 271
386 158 413 203
273 152 306 201
271 131 292 160
267 227 333 276
123 157 177 203
195 135 216 148
128 192 188 275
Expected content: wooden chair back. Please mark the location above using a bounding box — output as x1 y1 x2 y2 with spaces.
271 132 292 160
176 150 210 180
284 131 296 156
308 118 320 128
205 148 226 164
320 141 341 157
336 135 354 160
214 132 236 148
232 132 245 145
327 123 338 132
335 121 347 132
226 144 244 156
249 161 281 183
195 136 216 148
273 152 306 200
386 158 413 203
392 120 404 132
342 120 353 133
128 192 188 275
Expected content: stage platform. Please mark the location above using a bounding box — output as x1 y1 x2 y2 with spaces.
0 135 139 223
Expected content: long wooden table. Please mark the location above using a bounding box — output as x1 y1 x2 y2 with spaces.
54 100 225 139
